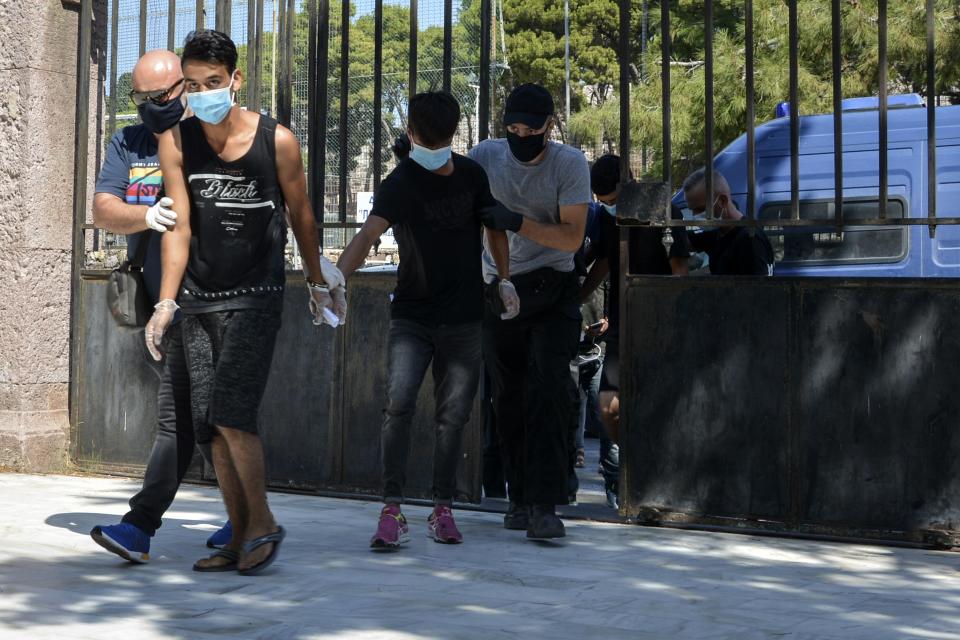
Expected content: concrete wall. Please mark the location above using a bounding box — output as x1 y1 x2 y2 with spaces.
0 0 102 471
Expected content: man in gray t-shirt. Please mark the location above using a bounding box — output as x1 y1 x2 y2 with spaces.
469 83 591 541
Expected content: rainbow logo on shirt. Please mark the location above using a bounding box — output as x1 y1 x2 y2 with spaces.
126 164 163 205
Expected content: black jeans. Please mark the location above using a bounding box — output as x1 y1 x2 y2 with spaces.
122 324 205 536
381 319 482 505
483 268 581 507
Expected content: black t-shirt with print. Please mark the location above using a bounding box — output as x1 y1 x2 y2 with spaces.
689 226 774 276
372 154 497 325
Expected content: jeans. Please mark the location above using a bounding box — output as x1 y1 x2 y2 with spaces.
381 319 482 505
122 324 206 536
576 358 603 451
483 268 581 507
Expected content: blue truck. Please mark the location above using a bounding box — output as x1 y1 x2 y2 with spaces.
677 95 960 277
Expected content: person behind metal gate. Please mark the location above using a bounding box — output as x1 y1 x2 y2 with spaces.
337 91 516 548
682 168 774 276
470 83 592 540
152 29 343 575
579 154 692 506
89 49 232 565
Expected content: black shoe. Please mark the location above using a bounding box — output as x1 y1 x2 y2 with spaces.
527 505 566 540
503 502 530 530
568 493 578 506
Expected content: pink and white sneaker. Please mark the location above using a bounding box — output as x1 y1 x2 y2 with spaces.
428 505 463 544
370 504 410 549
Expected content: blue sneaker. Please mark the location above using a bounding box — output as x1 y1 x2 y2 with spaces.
206 521 233 549
90 523 150 564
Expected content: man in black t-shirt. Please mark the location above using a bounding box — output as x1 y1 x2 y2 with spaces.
682 168 774 276
338 92 514 548
580 155 690 451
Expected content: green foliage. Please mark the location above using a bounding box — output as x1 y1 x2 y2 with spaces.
565 0 960 186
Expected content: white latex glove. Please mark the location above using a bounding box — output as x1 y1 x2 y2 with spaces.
145 299 178 361
308 281 339 327
330 285 347 325
318 255 346 289
145 196 177 232
499 280 520 320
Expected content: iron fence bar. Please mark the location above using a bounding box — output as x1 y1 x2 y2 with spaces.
307 0 320 218
276 0 292 126
705 0 714 218
338 0 350 223
315 0 330 227
788 0 799 220
108 0 119 137
373 0 383 190
285 0 294 113
139 0 147 56
878 0 888 219
661 0 671 189
617 0 632 486
831 0 843 227
253 0 264 110
247 0 256 109
927 0 937 236
745 0 754 220
409 0 418 98
442 0 452 93
70 0 93 428
216 0 231 34
168 0 176 50
479 0 491 141
196 0 204 30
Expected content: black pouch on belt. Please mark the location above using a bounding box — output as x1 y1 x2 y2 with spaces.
107 231 153 327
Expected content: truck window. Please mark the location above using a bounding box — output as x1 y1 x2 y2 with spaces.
759 198 908 266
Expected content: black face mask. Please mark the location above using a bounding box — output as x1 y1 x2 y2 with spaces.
137 96 185 134
506 130 546 163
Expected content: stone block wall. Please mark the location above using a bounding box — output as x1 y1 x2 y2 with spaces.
0 0 103 471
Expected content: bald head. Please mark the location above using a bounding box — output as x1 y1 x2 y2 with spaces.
131 49 182 93
682 167 742 221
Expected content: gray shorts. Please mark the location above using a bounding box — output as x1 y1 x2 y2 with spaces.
182 308 282 443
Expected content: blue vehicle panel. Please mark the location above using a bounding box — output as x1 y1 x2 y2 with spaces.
674 102 960 277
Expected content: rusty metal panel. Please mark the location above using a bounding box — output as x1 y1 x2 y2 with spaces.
329 271 484 502
796 282 960 535
620 276 792 523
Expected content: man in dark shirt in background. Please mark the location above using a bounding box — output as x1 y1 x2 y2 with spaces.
682 168 774 276
580 155 690 506
337 91 514 549
89 49 230 565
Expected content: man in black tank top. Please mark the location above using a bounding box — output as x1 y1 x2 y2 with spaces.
152 30 341 575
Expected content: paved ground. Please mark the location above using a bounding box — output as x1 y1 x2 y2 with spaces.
1 473 959 640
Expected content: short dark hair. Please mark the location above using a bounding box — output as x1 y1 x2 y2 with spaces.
408 91 461 147
182 29 238 74
590 154 633 196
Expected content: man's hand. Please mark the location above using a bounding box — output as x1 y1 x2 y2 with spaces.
308 281 339 327
145 299 178 361
481 202 524 233
498 280 520 320
145 197 177 232
585 317 609 338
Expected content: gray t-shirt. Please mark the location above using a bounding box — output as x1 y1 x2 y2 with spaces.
469 139 591 280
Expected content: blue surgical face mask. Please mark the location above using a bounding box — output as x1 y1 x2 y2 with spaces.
409 140 452 171
186 76 235 125
601 203 617 216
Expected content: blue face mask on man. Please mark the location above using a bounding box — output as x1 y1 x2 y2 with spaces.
408 140 452 171
601 203 617 216
186 75 236 125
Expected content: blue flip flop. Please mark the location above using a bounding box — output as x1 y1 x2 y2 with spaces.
238 526 286 576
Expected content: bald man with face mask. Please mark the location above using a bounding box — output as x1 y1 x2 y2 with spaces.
90 50 231 565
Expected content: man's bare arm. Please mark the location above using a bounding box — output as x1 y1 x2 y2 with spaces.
338 215 390 280
485 228 510 280
517 203 588 253
580 257 610 303
93 193 151 234
158 129 190 302
669 257 689 276
275 125 322 281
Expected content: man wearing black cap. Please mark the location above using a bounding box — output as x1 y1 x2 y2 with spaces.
470 83 591 540
580 155 690 469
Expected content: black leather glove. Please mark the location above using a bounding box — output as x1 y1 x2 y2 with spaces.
480 201 524 233
392 133 411 160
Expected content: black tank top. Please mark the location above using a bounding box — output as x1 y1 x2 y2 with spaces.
178 114 287 313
